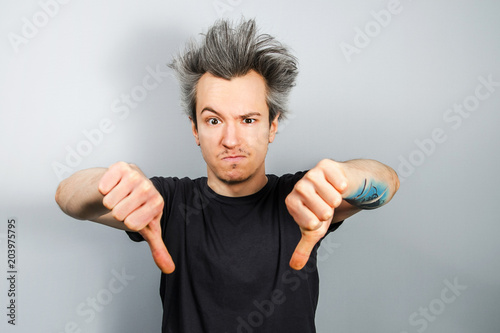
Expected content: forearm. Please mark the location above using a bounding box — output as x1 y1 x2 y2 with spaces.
55 168 110 220
340 159 400 210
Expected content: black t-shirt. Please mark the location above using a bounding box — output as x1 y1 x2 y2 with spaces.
127 172 343 333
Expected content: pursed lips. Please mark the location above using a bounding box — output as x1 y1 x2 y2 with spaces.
218 150 249 163
221 155 246 163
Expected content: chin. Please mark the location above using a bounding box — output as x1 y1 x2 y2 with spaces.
217 169 253 185
219 174 250 185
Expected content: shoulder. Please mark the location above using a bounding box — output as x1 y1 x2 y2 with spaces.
273 170 308 186
277 170 308 183
148 176 210 208
150 176 205 192
267 170 308 197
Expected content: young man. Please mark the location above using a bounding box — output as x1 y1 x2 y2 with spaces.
55 19 399 332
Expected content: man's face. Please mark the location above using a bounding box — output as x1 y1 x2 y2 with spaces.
191 70 278 189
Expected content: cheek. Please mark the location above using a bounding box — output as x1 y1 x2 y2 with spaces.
250 130 271 152
198 130 218 146
259 126 273 142
198 135 216 157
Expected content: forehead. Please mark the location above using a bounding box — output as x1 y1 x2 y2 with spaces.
195 70 269 118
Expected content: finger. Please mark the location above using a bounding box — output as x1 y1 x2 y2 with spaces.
288 179 334 224
287 184 333 228
286 196 324 231
289 217 332 270
109 190 142 222
320 161 348 193
109 180 154 222
122 196 163 231
298 191 335 223
102 178 135 210
99 163 127 195
308 176 343 209
289 232 321 270
140 222 175 274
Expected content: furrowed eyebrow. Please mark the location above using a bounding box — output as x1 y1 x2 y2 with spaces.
200 108 262 119
200 107 220 116
240 112 262 119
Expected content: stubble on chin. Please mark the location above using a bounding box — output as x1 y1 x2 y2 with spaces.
215 165 253 185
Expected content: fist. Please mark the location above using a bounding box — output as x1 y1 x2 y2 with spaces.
99 161 175 274
285 159 348 270
98 162 163 231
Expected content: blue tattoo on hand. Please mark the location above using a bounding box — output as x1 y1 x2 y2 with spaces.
345 179 388 209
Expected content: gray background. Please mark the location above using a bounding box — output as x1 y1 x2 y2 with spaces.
1 0 499 332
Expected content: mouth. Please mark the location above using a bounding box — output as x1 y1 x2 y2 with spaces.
222 155 246 163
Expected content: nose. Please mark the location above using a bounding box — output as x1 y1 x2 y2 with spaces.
221 122 240 149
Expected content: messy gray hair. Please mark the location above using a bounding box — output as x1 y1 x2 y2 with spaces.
169 18 298 127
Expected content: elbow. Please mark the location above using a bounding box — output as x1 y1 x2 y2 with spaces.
55 182 64 210
382 167 399 208
393 169 400 194
55 180 72 216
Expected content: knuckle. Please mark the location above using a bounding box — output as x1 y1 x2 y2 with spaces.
151 196 164 214
303 171 313 180
128 170 141 182
123 216 140 232
112 209 124 222
149 218 160 232
124 222 140 232
294 181 309 195
330 192 342 207
285 195 299 212
320 208 334 221
303 218 320 231
113 161 128 171
136 181 150 195
154 196 164 210
317 159 331 169
102 196 111 209
143 180 152 191
306 168 321 179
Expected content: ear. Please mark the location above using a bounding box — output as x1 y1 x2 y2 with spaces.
268 112 280 143
190 117 200 146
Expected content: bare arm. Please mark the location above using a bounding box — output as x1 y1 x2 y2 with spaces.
285 158 400 270
332 158 400 222
55 167 128 230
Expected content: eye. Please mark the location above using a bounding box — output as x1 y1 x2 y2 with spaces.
243 118 256 124
208 118 220 125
